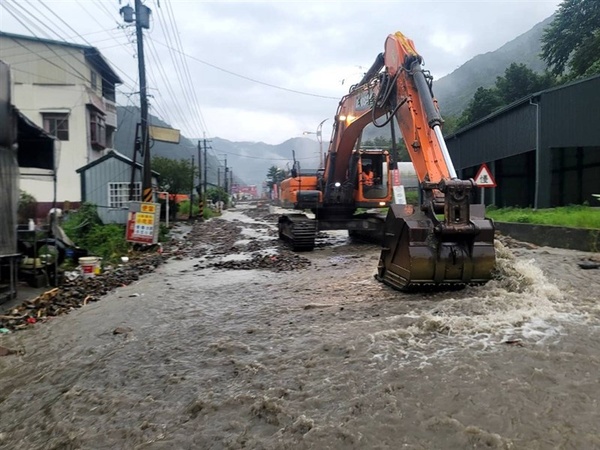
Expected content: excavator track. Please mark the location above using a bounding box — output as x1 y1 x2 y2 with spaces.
376 204 496 291
278 214 318 251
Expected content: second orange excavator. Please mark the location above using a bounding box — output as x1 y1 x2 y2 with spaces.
278 31 496 290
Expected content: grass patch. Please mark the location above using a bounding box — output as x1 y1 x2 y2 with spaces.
486 205 600 229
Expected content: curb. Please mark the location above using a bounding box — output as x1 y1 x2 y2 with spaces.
495 222 599 253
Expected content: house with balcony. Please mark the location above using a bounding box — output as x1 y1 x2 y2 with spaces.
0 31 122 217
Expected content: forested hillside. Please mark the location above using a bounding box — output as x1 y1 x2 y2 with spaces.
434 16 553 116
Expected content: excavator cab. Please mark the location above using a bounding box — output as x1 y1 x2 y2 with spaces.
356 151 391 204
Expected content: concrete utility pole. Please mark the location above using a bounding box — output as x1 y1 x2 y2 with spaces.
223 155 228 196
189 155 194 220
121 0 152 202
197 140 203 219
203 136 210 202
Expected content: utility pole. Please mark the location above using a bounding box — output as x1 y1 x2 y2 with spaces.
189 155 194 220
217 167 221 189
197 140 203 219
203 136 210 206
121 1 152 202
223 155 228 197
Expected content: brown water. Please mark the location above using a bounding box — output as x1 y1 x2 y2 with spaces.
1 205 599 449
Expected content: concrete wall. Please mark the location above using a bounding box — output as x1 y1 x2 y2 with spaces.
495 222 599 253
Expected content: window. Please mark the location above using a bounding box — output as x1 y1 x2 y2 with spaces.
91 71 98 92
109 182 141 208
42 113 69 140
102 81 116 102
90 111 106 149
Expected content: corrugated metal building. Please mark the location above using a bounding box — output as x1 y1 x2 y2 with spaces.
76 150 158 224
444 74 600 208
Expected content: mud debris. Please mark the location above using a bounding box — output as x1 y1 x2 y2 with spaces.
169 213 311 272
0 253 167 332
0 204 309 332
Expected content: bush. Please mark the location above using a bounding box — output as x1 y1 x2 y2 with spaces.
63 204 128 262
177 200 199 217
82 223 129 261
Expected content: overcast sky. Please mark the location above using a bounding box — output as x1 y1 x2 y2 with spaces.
2 0 561 145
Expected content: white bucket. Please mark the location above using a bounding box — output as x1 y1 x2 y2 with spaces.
79 257 99 278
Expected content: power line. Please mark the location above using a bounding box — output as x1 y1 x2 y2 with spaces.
151 1 206 137
1 2 127 93
152 39 339 100
211 146 317 161
163 0 209 133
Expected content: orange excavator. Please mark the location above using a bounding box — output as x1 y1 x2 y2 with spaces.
278 31 496 290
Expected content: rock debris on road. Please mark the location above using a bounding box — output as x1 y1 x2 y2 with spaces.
0 202 599 450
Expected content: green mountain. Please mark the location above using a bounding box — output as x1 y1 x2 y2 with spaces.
434 15 553 117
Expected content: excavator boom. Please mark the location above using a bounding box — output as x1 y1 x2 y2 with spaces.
373 31 496 290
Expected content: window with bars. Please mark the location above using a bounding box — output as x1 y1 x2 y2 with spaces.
109 182 141 208
42 113 69 140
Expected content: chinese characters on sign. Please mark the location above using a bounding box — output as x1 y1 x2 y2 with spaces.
126 202 161 244
474 163 497 187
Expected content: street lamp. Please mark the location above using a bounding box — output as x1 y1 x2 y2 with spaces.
303 118 328 169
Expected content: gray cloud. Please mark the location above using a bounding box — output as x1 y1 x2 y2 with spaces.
2 0 560 144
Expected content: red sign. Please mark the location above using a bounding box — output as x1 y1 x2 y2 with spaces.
474 163 497 187
391 169 401 186
232 185 258 197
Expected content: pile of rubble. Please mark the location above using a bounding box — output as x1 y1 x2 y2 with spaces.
170 216 311 272
210 253 311 272
0 253 166 332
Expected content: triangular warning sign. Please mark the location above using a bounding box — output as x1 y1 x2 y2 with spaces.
474 163 496 187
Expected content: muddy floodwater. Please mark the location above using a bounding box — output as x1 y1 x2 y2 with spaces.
1 203 599 449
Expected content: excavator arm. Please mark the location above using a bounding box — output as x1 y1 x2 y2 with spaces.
366 32 496 290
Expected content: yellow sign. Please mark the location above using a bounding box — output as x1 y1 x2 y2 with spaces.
149 125 181 144
140 203 156 213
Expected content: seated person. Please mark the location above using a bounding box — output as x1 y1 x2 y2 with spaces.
361 164 374 187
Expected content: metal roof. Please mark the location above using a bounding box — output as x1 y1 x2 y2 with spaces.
444 73 600 138
76 149 159 176
0 31 122 84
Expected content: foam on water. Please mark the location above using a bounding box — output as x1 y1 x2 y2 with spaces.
407 240 572 336
367 241 580 366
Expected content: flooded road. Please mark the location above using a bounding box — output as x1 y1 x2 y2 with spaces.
1 203 599 449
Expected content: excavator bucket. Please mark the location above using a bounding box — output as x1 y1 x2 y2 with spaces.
376 203 496 291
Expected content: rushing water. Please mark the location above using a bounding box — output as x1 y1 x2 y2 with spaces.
0 206 599 449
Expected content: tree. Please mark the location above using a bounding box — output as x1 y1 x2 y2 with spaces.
541 0 600 78
362 137 409 162
458 87 503 127
206 187 229 204
266 166 287 189
495 63 555 104
151 156 197 194
457 63 556 128
441 114 461 136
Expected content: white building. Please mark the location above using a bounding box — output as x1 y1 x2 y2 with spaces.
0 31 122 216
